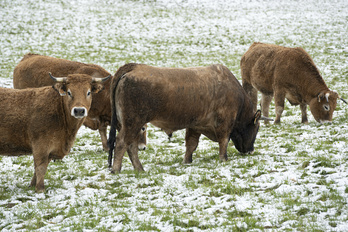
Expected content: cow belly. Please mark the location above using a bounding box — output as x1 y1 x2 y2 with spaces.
0 128 31 156
0 142 31 156
151 118 218 142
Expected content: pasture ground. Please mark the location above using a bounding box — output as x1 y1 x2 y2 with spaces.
0 0 348 231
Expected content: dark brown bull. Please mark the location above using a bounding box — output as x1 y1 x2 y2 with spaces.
241 42 347 124
0 73 109 192
108 63 270 173
13 53 147 152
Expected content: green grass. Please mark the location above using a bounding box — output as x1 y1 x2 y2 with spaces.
1 0 348 231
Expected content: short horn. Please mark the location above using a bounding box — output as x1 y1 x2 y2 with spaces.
260 116 274 121
340 97 348 104
92 74 111 83
325 93 330 102
49 72 66 82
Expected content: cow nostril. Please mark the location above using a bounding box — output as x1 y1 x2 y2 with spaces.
71 107 87 118
74 108 85 116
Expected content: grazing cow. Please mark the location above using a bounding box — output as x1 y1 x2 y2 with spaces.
108 63 270 173
0 73 110 192
13 53 147 152
241 42 347 124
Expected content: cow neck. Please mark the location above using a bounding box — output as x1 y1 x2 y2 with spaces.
303 83 329 104
236 95 253 126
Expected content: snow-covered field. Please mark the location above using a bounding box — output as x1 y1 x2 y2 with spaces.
1 0 348 231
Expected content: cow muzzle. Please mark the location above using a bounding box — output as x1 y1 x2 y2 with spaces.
319 120 332 124
138 143 146 151
71 107 88 119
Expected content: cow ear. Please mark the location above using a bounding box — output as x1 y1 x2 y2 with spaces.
52 83 67 96
91 83 105 93
317 92 325 102
253 110 262 125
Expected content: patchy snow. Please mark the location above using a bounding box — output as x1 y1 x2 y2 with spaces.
1 0 348 231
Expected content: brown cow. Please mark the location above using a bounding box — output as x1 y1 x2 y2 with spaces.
108 63 270 173
0 73 109 192
13 53 147 153
241 42 347 124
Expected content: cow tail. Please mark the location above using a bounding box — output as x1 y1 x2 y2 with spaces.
107 63 138 168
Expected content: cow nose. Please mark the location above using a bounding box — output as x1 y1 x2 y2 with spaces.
138 144 146 151
71 107 87 118
319 120 332 124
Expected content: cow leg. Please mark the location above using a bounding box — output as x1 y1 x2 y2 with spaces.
111 134 128 173
218 137 229 162
83 117 109 151
243 82 258 112
98 124 109 151
300 104 309 124
30 152 51 192
261 94 273 124
183 128 201 163
127 142 144 171
274 90 285 124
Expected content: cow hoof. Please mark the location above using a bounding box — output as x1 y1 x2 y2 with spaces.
183 159 192 164
35 188 45 193
110 169 120 174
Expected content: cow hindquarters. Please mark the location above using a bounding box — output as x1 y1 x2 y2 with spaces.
127 142 144 171
183 128 201 164
111 134 127 173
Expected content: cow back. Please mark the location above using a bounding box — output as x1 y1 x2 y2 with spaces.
13 53 112 120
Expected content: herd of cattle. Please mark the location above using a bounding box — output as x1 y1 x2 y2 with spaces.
0 42 346 192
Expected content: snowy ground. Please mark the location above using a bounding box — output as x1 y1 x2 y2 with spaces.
0 0 348 231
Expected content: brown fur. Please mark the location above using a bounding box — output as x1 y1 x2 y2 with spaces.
241 42 339 124
108 63 263 173
13 53 113 151
0 74 106 192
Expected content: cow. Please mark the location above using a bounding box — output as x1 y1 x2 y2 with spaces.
0 73 110 192
108 63 271 173
241 42 347 124
13 53 147 153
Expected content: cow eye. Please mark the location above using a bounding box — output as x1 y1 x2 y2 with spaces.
67 90 72 97
141 127 146 132
87 90 91 97
323 104 330 111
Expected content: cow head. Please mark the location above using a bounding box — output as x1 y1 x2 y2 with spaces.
230 110 265 154
137 124 147 150
50 73 110 119
309 90 340 123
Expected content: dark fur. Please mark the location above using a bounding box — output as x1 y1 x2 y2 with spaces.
108 63 138 166
109 63 262 173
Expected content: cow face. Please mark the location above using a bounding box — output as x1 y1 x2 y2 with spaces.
50 73 110 119
230 110 262 154
309 91 338 123
137 124 147 150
